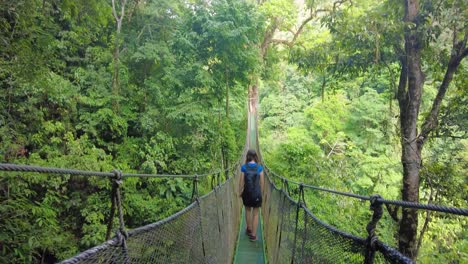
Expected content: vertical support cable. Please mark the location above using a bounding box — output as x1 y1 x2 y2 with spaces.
105 176 117 240
112 169 129 263
211 174 216 190
195 198 207 262
300 204 308 262
275 191 286 263
267 181 274 258
364 194 383 264
191 175 199 202
214 187 223 238
225 166 230 181
291 184 305 264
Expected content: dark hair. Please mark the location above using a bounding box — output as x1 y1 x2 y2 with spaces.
245 149 259 164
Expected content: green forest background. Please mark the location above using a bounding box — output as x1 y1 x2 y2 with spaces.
0 0 466 263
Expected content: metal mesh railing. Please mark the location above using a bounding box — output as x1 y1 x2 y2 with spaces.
1 109 252 264
263 175 369 264
254 104 466 263
62 202 204 264
59 167 242 264
260 166 467 263
0 159 243 264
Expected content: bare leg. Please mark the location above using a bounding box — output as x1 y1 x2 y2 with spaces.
251 207 259 236
245 206 252 232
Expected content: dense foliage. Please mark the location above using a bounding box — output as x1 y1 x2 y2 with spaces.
0 0 260 262
0 0 466 263
258 0 467 263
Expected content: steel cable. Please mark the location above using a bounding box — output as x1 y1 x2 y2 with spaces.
266 166 468 216
0 162 238 179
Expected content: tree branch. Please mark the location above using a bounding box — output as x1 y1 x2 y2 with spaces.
260 17 279 57
272 0 352 48
416 178 435 256
120 0 127 20
127 0 140 22
432 133 466 140
271 9 315 48
385 204 400 222
333 0 353 11
112 0 128 27
111 0 118 21
419 31 467 144
271 38 291 46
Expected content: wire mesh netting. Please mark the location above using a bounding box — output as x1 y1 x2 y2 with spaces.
261 173 414 264
60 171 242 264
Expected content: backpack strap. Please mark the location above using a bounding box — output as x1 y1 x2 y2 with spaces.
245 164 258 173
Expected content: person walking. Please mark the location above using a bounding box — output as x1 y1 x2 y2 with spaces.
239 149 264 241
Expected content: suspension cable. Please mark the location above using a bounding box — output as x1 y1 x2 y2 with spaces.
0 163 114 177
265 165 468 216
0 162 238 179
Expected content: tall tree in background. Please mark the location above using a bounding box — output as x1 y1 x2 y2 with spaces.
397 0 467 259
189 0 263 172
269 0 467 259
111 0 129 111
249 0 353 110
397 0 425 258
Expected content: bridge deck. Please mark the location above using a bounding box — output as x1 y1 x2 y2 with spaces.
233 207 266 264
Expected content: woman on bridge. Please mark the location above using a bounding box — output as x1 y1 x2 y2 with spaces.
239 149 264 242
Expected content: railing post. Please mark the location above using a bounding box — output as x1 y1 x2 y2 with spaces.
364 194 383 264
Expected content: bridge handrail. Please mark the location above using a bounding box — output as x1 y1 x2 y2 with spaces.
59 163 243 264
0 162 238 179
60 201 200 264
265 166 468 216
274 181 367 244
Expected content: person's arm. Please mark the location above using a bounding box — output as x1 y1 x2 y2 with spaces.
239 172 244 197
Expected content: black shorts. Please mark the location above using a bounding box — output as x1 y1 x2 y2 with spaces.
242 192 262 208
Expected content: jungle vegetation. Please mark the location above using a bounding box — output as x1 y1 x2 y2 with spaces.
0 0 466 263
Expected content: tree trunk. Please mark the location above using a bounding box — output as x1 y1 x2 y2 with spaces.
397 0 424 260
221 145 228 180
396 1 467 259
218 100 226 178
321 75 326 102
111 0 127 112
225 67 230 119
249 82 258 114
112 34 120 111
224 67 231 174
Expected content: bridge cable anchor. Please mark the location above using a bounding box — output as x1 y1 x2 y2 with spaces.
364 194 383 264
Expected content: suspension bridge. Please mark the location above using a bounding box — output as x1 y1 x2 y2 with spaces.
1 112 467 264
